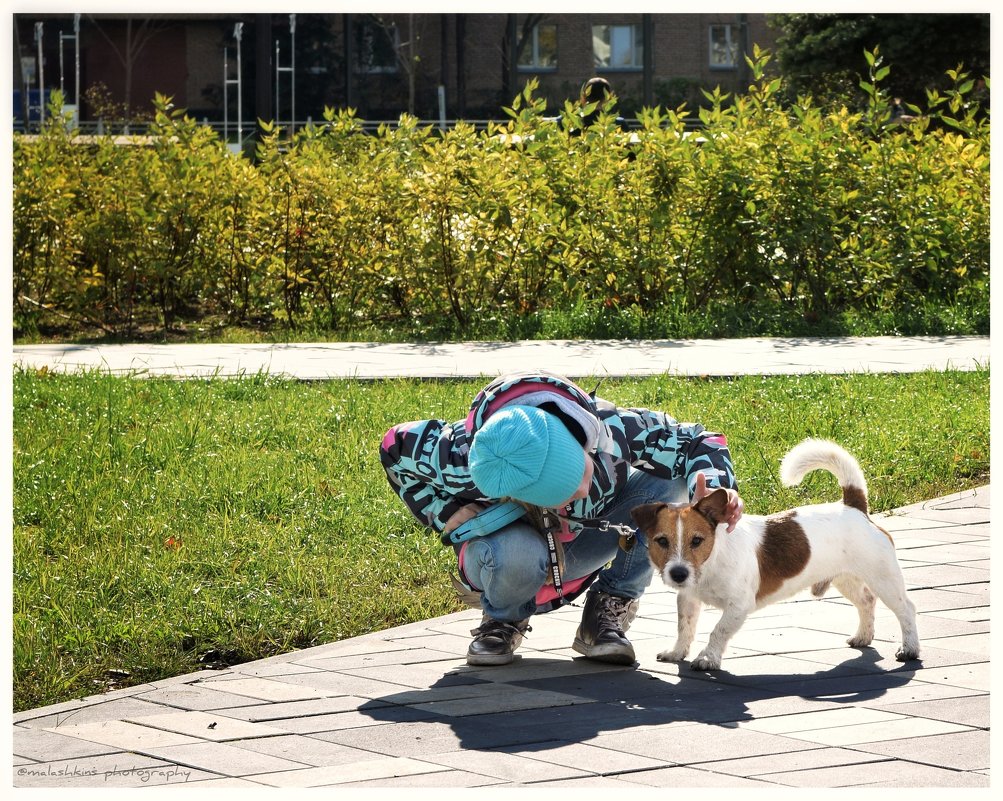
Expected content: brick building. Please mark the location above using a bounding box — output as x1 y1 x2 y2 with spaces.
13 13 779 130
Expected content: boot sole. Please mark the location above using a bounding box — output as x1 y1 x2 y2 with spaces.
467 652 518 666
571 637 636 665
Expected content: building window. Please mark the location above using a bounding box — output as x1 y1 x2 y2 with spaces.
592 24 642 70
518 23 558 70
354 19 399 74
709 24 740 69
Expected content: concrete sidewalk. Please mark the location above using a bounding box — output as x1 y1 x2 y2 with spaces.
12 334 990 379
13 486 990 789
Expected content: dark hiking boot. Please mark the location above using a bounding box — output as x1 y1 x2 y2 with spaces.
467 616 531 666
572 590 639 664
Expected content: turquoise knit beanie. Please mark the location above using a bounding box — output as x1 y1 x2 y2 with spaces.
468 405 585 508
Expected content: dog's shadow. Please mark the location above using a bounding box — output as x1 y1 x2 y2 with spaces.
356 648 918 752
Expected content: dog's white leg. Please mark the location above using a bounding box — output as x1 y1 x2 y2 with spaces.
659 591 701 662
691 604 748 671
865 565 921 662
832 574 876 648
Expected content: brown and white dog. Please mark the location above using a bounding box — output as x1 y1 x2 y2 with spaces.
631 439 920 671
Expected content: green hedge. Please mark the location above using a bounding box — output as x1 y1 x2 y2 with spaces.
13 51 989 338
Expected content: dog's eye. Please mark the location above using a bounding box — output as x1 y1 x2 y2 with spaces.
691 536 705 548
654 536 669 548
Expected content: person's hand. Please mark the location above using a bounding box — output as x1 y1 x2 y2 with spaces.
692 472 744 533
443 503 486 535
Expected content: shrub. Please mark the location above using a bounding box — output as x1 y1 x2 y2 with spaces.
12 52 989 339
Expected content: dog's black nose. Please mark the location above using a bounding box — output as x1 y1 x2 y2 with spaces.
669 566 689 584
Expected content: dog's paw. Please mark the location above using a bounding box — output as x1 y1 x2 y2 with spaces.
657 648 688 663
690 652 721 671
895 645 921 662
847 634 873 648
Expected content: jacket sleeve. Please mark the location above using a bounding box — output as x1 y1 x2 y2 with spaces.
379 418 483 534
603 406 737 497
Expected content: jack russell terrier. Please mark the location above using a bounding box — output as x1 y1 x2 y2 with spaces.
631 439 920 671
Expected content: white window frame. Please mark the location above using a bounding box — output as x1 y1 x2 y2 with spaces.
709 23 740 70
518 23 558 71
592 23 643 71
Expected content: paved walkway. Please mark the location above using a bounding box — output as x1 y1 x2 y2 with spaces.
12 334 990 379
12 337 991 789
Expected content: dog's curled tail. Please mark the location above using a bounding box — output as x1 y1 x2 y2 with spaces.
779 439 869 513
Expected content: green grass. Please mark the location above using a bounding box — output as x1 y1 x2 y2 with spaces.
14 295 990 345
12 367 990 711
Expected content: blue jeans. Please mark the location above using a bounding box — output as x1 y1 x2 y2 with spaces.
458 469 688 622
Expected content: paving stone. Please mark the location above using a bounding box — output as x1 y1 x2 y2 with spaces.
909 586 987 612
43 719 204 750
233 733 386 766
264 705 436 735
140 740 313 776
495 739 671 775
926 606 990 623
248 756 449 787
133 682 267 711
13 725 119 761
895 543 991 563
215 695 386 722
589 721 818 765
312 721 469 757
875 692 989 727
295 646 461 671
336 662 491 691
339 768 509 787
780 716 972 746
170 776 266 787
425 748 592 782
261 669 418 698
901 661 990 692
616 765 778 787
897 614 988 639
123 709 290 741
850 728 990 771
15 696 174 729
766 758 989 787
705 745 890 778
839 679 985 708
188 676 340 702
730 706 904 734
408 686 588 717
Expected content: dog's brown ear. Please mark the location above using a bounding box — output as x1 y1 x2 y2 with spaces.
694 488 730 527
630 502 666 531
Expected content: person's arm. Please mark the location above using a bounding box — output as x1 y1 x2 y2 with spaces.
379 419 482 534
606 406 743 529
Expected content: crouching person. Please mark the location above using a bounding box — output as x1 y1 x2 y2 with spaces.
379 371 742 666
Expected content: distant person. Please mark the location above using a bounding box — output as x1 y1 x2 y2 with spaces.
570 76 625 134
891 97 917 124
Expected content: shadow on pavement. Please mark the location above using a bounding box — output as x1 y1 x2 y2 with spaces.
355 649 918 752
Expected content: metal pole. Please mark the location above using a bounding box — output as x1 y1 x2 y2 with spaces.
234 22 243 149
59 26 65 96
223 45 229 142
275 40 280 128
35 22 44 126
289 14 295 134
74 14 80 115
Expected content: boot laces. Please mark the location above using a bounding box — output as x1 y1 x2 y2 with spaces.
597 594 632 635
471 618 530 641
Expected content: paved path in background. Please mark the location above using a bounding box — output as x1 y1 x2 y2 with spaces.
12 334 990 379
